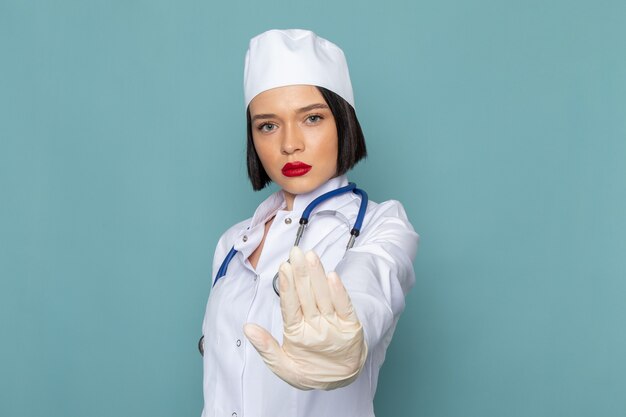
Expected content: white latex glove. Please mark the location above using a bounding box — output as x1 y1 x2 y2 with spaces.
243 246 368 390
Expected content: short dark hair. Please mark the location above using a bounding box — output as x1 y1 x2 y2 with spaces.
246 86 367 191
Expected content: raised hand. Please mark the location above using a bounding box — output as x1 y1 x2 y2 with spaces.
243 246 368 390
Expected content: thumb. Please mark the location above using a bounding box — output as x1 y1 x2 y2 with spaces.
243 323 284 367
243 323 303 388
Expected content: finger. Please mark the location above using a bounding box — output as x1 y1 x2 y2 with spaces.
327 271 359 323
243 323 287 367
243 323 301 387
278 261 303 330
289 246 318 322
304 251 334 317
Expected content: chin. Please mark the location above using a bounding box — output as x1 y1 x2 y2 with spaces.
280 178 323 195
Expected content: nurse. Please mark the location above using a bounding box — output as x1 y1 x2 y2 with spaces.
201 29 419 417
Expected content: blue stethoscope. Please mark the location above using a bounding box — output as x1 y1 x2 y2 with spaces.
199 182 368 356
212 182 368 296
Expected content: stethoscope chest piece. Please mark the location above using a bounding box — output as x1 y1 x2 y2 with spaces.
272 268 282 296
198 335 204 356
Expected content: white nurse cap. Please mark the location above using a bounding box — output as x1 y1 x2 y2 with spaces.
243 29 355 109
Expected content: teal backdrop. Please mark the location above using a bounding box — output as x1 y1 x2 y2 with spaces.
1 1 625 416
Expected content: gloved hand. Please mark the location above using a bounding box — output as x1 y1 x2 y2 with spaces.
243 246 368 390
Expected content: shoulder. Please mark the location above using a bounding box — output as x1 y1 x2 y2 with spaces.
362 199 417 236
356 199 419 260
219 218 251 245
214 217 251 254
210 217 251 276
365 199 413 224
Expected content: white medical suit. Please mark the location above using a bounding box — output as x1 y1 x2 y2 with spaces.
201 174 418 417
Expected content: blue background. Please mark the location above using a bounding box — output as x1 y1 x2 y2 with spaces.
1 0 625 416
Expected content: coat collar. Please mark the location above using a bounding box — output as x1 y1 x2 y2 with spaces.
234 174 359 262
248 174 350 229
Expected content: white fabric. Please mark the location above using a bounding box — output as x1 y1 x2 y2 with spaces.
243 29 355 108
201 175 418 417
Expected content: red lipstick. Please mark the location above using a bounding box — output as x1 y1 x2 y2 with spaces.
281 161 312 177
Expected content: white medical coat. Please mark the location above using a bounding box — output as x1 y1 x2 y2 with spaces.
201 175 419 417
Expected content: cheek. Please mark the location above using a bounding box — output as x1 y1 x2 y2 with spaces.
252 139 271 165
253 141 282 181
321 132 339 167
328 147 339 172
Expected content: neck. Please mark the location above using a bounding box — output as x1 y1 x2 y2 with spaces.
283 190 296 211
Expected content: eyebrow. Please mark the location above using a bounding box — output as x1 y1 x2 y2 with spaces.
251 103 330 122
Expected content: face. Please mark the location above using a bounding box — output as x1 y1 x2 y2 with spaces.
249 85 339 208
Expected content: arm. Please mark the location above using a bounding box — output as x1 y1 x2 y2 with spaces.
335 200 419 356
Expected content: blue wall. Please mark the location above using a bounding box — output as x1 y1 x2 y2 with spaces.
1 1 625 416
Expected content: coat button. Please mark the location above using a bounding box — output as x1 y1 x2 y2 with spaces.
236 339 241 347
284 217 292 224
242 235 248 242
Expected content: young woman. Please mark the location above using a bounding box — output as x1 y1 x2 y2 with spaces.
200 29 419 417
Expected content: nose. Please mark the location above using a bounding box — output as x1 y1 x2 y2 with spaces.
281 122 305 155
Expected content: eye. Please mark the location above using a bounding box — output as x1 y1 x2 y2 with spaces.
258 122 277 133
306 115 323 124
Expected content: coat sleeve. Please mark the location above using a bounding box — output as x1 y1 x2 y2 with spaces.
333 200 419 360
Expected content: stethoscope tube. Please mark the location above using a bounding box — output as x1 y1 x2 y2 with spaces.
212 183 368 295
201 183 368 356
271 183 367 296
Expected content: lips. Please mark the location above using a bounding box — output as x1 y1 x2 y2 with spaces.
281 161 312 177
